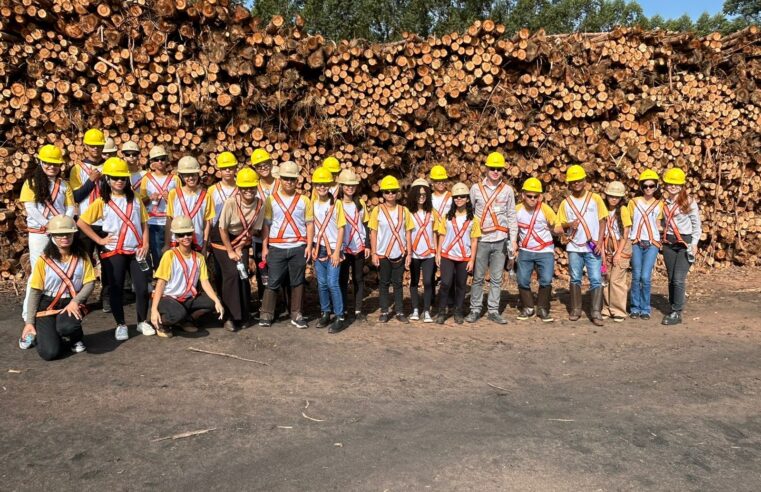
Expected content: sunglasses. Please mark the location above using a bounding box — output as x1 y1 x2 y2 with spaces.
124 152 138 157
453 195 468 200
51 233 73 238
641 184 658 189
281 177 297 182
175 232 193 238
524 194 539 199
315 183 331 188
180 173 199 178
383 190 398 195
109 176 128 182
150 157 165 162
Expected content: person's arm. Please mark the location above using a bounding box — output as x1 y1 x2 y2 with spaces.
305 221 314 262
163 216 173 251
689 200 701 252
151 279 167 328
61 281 94 321
202 220 211 256
468 238 479 273
332 225 344 267
77 209 113 247
139 222 150 259
23 288 44 331
370 229 379 267
72 179 95 203
24 203 48 228
199 278 224 318
506 188 518 252
261 223 270 262
219 224 240 261
405 229 412 269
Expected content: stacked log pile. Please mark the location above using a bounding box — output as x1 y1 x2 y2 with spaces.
0 0 760 280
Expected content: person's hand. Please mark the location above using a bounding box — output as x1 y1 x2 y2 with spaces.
227 249 241 262
568 219 579 230
511 240 518 256
150 192 161 201
62 301 84 320
161 190 170 200
466 259 475 273
137 243 149 260
435 253 441 268
261 245 268 263
22 323 36 338
593 242 602 256
304 246 313 263
214 300 224 320
330 250 341 267
88 168 101 182
201 245 208 257
364 248 371 259
151 310 162 329
312 246 319 260
688 244 696 256
612 253 621 267
98 234 116 247
405 255 411 270
372 253 380 267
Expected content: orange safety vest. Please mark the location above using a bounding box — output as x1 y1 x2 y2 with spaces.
79 161 101 203
343 203 365 254
602 213 632 259
441 217 473 261
28 179 63 234
313 202 337 256
36 255 81 317
269 192 307 245
411 211 435 257
100 200 143 259
146 173 174 218
633 198 662 247
518 203 553 251
173 248 199 302
477 182 508 234
379 204 406 258
662 202 688 246
434 192 451 217
565 192 593 247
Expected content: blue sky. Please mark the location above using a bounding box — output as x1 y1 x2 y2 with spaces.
638 0 726 19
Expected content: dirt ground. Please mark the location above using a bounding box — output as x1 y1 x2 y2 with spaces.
1 266 761 491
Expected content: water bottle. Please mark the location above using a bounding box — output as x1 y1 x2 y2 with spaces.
687 250 696 264
587 240 600 256
258 260 268 286
236 260 249 280
136 255 151 272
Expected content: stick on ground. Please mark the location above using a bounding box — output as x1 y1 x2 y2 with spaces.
187 347 269 366
152 428 217 442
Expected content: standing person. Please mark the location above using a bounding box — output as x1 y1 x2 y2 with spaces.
311 167 346 333
661 168 702 326
258 161 313 328
151 216 224 338
140 145 179 269
249 149 281 303
465 152 518 325
210 168 264 332
18 145 75 327
337 169 370 321
319 156 341 198
514 178 557 323
122 141 145 194
165 156 214 253
70 128 107 310
210 152 239 226
407 178 439 323
601 181 632 322
20 216 94 360
627 169 663 320
435 183 481 324
77 158 153 340
556 165 608 326
430 165 452 218
369 176 414 323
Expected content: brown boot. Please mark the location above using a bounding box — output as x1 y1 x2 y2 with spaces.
590 287 604 326
517 288 535 320
537 286 554 322
569 284 582 321
259 288 277 326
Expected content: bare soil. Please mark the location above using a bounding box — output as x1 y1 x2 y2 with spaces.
1 267 760 491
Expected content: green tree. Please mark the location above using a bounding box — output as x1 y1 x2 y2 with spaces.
723 0 761 24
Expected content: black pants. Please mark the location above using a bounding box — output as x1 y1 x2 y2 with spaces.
78 225 110 295
662 235 693 313
101 254 150 325
410 257 435 312
339 251 365 314
379 256 405 313
438 258 467 312
268 245 306 289
157 294 215 326
211 245 250 323
35 296 83 361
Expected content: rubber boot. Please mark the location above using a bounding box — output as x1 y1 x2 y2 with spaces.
290 284 304 320
517 288 535 320
259 288 277 325
569 284 582 321
537 286 554 322
590 287 604 326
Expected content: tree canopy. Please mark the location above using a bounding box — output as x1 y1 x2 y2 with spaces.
248 0 757 41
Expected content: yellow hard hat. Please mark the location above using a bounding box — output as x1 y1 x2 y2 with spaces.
83 129 105 146
566 164 587 183
604 181 627 197
337 169 360 185
102 137 118 154
250 148 271 166
522 177 543 193
663 168 686 185
279 161 300 178
171 215 195 234
149 145 168 160
46 215 78 234
429 165 448 180
451 182 469 196
312 167 334 184
236 168 259 188
379 176 400 191
485 152 506 169
177 156 201 174
322 156 341 174
38 144 64 165
216 151 238 169
102 157 130 177
638 169 659 182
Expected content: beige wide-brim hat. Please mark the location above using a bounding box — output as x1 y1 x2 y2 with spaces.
337 169 360 185
279 161 300 178
604 181 626 197
171 215 195 234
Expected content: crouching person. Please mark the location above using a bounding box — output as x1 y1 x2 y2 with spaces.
150 216 224 338
21 216 94 360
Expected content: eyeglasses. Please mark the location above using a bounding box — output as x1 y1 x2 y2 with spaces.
524 194 538 199
418 192 427 197
641 184 658 189
109 176 128 182
453 195 468 200
255 163 272 170
281 177 297 182
383 190 397 195
315 183 331 188
175 232 193 238
180 173 198 179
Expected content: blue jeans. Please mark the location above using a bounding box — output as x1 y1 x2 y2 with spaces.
630 241 659 314
314 246 343 316
568 251 603 289
148 224 166 270
516 251 554 289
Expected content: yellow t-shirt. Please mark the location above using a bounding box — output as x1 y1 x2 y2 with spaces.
19 180 75 206
79 197 149 224
166 187 215 222
263 194 313 221
29 255 96 291
154 249 209 282
367 205 415 231
436 213 482 238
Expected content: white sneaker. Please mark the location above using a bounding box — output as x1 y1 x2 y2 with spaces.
423 311 433 323
18 333 35 350
409 309 420 321
137 321 156 336
71 341 86 353
115 324 129 341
